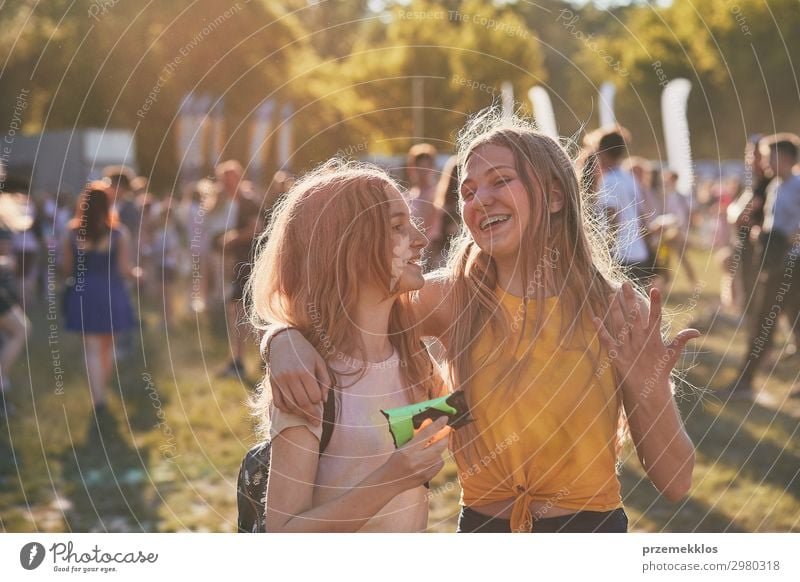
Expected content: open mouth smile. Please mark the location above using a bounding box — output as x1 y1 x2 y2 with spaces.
480 215 511 231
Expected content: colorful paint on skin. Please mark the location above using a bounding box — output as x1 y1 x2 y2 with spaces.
390 233 412 292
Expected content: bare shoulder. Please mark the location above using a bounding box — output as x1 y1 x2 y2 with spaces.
272 424 321 452
269 425 321 484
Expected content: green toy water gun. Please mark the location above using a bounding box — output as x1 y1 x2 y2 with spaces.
381 391 474 448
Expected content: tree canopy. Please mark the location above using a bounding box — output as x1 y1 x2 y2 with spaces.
0 0 796 188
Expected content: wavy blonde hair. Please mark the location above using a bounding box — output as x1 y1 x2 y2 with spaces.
443 109 631 462
246 160 437 437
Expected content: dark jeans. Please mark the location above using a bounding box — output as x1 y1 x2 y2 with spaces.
733 229 761 316
739 231 800 385
457 506 628 533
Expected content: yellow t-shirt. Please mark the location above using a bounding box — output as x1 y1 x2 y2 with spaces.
457 289 623 532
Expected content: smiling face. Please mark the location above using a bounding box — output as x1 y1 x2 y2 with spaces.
459 144 533 262
385 185 427 294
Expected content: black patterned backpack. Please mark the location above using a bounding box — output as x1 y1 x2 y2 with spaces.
236 394 337 533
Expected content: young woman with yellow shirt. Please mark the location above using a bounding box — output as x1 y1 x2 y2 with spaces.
262 110 698 532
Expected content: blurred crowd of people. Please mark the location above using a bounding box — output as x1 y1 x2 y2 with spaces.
405 127 799 400
0 161 294 419
719 133 800 398
408 127 701 292
0 125 797 420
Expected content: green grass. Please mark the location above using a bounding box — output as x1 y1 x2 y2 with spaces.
1 246 798 532
0 297 257 532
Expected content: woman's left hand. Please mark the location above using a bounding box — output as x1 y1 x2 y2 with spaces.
592 282 700 397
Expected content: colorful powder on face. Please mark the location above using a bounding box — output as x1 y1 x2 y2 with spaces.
390 233 413 292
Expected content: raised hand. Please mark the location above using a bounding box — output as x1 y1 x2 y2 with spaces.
592 282 700 396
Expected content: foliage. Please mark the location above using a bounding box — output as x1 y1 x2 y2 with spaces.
0 0 797 187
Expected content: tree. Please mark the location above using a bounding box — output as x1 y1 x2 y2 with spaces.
337 0 545 155
579 0 800 159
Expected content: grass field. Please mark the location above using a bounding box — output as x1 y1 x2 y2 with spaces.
1 246 798 533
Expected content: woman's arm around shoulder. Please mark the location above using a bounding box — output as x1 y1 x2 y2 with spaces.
414 269 456 340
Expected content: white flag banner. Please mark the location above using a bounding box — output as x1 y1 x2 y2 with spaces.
528 86 558 138
501 81 514 120
277 102 294 171
194 94 213 173
248 98 275 181
183 93 211 181
209 98 225 168
599 81 616 128
661 78 694 195
176 93 197 183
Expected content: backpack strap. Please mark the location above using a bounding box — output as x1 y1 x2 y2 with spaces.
319 388 337 454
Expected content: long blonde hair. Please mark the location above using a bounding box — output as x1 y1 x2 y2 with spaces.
444 109 629 460
246 160 436 436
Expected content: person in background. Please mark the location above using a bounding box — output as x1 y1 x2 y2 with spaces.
131 176 149 199
219 178 261 379
707 178 740 313
686 178 742 331
261 170 293 227
198 160 264 378
0 193 33 420
406 143 442 244
727 135 773 319
35 191 75 302
53 192 74 243
589 127 654 288
426 156 460 270
648 169 699 290
61 182 138 414
625 156 673 288
203 160 246 308
12 190 44 306
625 156 662 220
151 195 181 327
104 167 140 366
104 165 139 261
177 178 215 314
724 133 800 400
136 190 158 299
37 193 58 301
